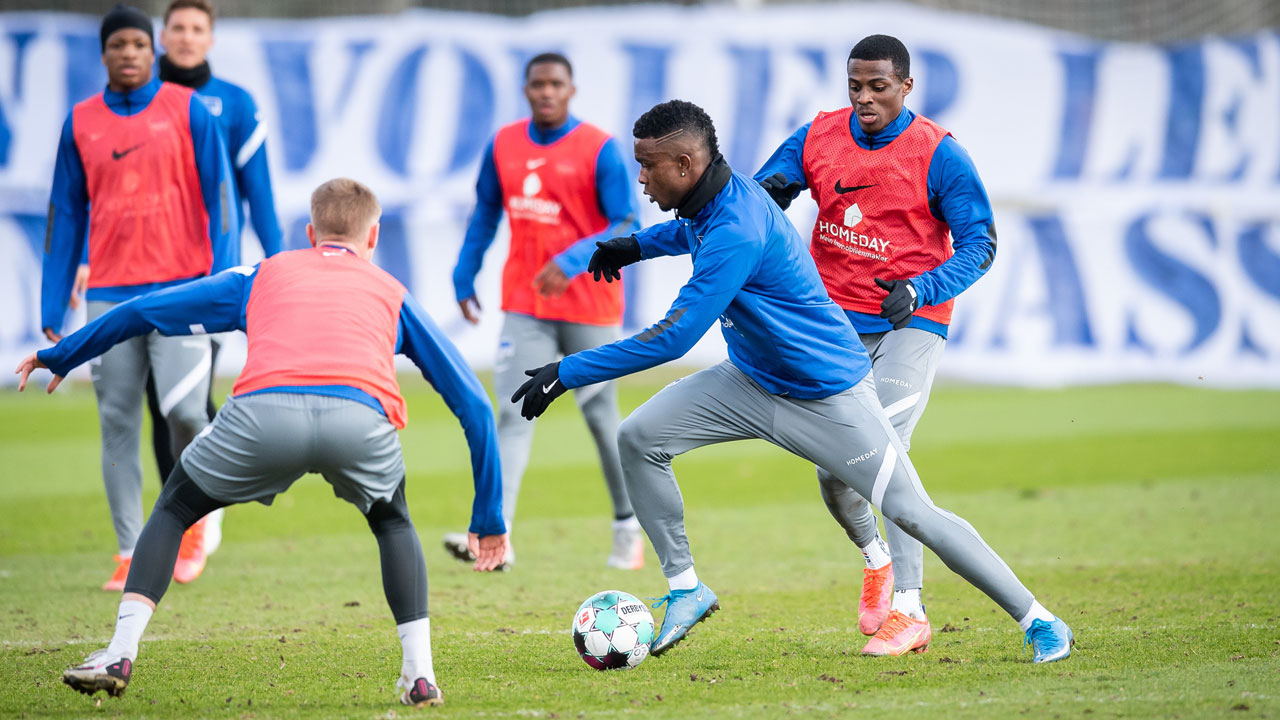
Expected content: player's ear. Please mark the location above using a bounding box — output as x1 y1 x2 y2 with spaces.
366 222 381 255
901 76 914 98
305 222 317 248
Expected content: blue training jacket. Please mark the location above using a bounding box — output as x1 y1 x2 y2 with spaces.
452 115 638 302
558 169 870 399
192 74 283 257
754 107 996 339
43 77 238 334
37 265 505 537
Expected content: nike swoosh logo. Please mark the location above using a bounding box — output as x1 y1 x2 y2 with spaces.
118 614 134 620
526 158 547 170
111 143 144 160
542 380 559 394
834 180 875 194
696 588 704 602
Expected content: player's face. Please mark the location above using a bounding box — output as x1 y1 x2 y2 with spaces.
102 29 154 92
634 138 691 212
847 58 913 134
524 62 574 128
161 8 213 69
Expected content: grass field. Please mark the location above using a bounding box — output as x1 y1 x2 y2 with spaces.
2 372 1278 718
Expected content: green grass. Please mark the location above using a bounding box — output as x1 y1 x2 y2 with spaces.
2 373 1278 718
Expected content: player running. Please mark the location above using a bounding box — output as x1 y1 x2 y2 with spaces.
512 100 1073 664
19 178 508 708
754 34 998 655
41 4 236 592
446 52 642 570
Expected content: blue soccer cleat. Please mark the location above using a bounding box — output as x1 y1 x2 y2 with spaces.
1025 617 1074 663
650 581 719 656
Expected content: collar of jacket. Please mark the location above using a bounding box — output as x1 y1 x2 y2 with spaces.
676 153 731 220
159 54 212 89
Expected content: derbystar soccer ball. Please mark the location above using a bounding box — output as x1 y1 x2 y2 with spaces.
571 590 655 670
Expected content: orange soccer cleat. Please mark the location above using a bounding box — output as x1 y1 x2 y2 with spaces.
862 610 931 656
858 563 894 635
172 517 207 584
102 555 132 592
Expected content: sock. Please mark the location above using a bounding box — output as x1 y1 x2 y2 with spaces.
117 550 133 560
667 567 698 592
858 535 891 570
890 588 925 620
105 600 153 661
1017 600 1056 632
612 515 641 531
397 617 436 685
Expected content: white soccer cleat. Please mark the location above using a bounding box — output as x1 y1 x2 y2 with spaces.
606 516 645 570
62 648 132 697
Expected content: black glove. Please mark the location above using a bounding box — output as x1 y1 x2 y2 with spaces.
510 361 568 420
874 277 918 330
587 235 641 282
759 172 803 210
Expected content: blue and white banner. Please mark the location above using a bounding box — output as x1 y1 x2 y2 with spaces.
2 4 1278 386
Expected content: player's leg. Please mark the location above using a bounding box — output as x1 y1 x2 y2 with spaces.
144 372 177 485
558 322 640 569
202 337 225 555
147 332 213 583
86 301 150 590
65 392 313 697
775 375 1073 662
311 396 441 706
63 460 230 698
817 466 893 635
444 313 556 567
617 361 773 655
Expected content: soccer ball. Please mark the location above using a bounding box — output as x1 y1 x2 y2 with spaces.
571 590 655 670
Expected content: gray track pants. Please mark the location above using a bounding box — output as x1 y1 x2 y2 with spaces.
493 312 631 532
618 360 1034 620
818 328 945 591
87 300 211 555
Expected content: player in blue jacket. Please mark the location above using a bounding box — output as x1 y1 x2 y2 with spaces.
512 100 1073 664
42 4 237 591
20 178 506 708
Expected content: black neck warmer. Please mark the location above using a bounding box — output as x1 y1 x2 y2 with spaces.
159 54 211 88
676 153 732 220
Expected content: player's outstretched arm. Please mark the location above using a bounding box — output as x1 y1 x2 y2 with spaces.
37 268 254 380
397 293 506 546
753 122 811 210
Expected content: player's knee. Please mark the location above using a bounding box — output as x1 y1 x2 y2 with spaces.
616 413 661 461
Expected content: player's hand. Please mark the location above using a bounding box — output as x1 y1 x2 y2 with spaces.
533 260 571 298
587 236 641 283
69 264 90 310
458 296 482 325
510 361 567 420
43 328 62 343
468 532 509 572
759 172 803 210
875 277 918 330
14 352 62 393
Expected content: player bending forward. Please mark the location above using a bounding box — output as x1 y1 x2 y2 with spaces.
511 100 1074 663
18 179 509 707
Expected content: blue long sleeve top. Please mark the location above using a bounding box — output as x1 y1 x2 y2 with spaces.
558 170 869 399
42 77 238 334
38 266 505 536
452 115 638 302
754 107 996 338
194 75 283 257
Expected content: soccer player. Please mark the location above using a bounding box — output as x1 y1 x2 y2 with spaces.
512 100 1073 663
18 178 509 708
41 4 236 592
754 34 998 655
446 52 642 570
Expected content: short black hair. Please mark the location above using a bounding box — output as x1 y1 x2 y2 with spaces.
525 52 572 80
849 34 910 81
632 99 720 158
